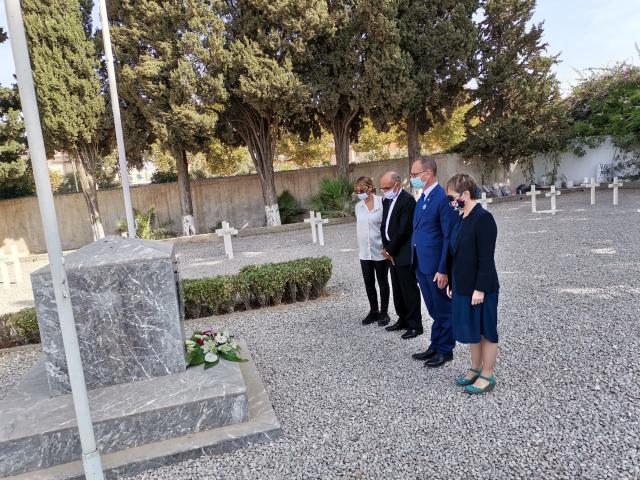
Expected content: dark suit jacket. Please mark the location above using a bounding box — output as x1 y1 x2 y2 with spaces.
447 204 500 296
411 183 459 275
381 189 416 267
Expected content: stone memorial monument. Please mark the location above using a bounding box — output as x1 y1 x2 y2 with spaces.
32 236 187 395
0 236 280 479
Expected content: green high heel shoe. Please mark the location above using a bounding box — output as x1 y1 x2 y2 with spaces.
465 375 496 395
455 367 481 386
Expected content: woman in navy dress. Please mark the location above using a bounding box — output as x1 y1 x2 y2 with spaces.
445 174 500 394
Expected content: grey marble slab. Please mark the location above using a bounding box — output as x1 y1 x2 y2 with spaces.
31 236 186 396
1 341 281 480
0 358 248 477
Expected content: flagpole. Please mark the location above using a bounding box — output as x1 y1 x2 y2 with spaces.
98 0 136 238
4 1 104 478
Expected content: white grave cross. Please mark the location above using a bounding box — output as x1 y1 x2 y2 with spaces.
608 177 623 206
582 177 600 205
0 246 25 289
215 221 238 259
304 211 329 246
479 192 493 210
545 185 561 215
526 185 541 213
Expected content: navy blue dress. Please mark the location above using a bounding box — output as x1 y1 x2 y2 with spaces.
449 205 499 344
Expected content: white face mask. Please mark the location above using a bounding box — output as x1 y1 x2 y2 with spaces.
357 192 369 201
383 185 399 200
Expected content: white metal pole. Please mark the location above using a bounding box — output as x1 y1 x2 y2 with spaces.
4 2 105 478
98 0 136 238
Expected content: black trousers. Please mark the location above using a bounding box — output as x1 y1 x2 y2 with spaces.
389 263 422 330
360 260 390 314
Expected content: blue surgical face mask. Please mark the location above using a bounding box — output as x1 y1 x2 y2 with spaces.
410 177 426 189
383 186 398 200
357 192 368 201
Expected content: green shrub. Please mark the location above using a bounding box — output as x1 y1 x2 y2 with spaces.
308 177 356 218
182 275 236 317
115 207 172 240
237 264 286 307
233 274 252 310
183 257 333 319
0 307 40 347
277 190 304 224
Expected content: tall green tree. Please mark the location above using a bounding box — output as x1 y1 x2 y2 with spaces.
0 30 32 199
109 0 227 235
0 86 28 188
299 0 411 178
217 0 329 226
422 103 476 154
22 0 106 239
397 0 478 162
463 0 569 180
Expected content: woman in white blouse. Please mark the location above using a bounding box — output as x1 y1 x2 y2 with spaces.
354 176 390 326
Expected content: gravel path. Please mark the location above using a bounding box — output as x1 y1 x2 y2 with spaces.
1 189 639 479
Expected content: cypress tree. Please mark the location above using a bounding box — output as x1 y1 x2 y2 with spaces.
22 0 107 239
217 0 330 226
109 0 228 235
299 0 411 178
397 0 479 162
463 0 569 179
0 86 28 192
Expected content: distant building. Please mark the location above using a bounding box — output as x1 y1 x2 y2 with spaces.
47 151 74 176
126 162 156 185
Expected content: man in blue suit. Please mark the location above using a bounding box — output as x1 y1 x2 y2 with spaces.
409 156 459 367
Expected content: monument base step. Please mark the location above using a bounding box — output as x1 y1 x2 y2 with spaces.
0 341 280 479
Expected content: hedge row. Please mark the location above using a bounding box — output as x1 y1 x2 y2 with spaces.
182 256 333 319
0 308 40 348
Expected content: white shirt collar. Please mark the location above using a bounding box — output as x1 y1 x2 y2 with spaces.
357 194 382 210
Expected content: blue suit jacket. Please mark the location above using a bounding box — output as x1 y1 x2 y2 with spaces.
411 183 458 275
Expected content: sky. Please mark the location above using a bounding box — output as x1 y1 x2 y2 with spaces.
0 0 639 94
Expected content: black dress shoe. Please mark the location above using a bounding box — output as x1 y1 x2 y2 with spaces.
385 321 408 332
412 348 436 361
401 328 423 340
424 352 454 368
361 311 378 325
378 312 391 326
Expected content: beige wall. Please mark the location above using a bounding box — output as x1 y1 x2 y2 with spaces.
0 155 522 254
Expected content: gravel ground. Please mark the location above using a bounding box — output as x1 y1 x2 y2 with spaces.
0 258 47 315
1 189 639 479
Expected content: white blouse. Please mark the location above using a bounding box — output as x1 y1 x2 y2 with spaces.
355 195 385 261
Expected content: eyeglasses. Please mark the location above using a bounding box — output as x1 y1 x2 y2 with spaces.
409 170 426 178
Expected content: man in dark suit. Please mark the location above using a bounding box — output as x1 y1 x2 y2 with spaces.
379 171 423 339
409 156 460 367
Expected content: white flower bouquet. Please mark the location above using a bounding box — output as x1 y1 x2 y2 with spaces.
185 328 246 370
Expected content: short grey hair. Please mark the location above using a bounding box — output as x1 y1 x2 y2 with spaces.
390 172 401 183
419 155 437 176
